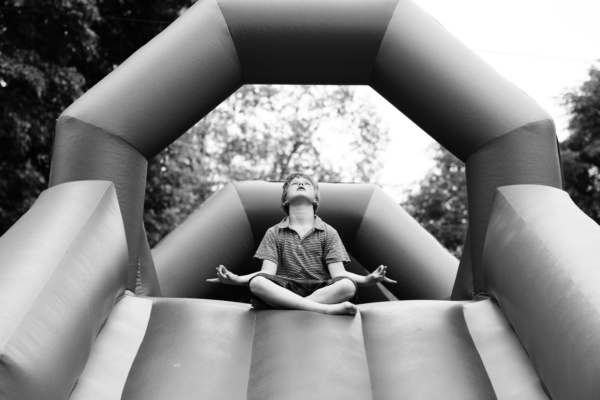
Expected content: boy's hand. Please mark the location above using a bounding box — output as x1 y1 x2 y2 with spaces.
367 265 397 285
207 265 240 285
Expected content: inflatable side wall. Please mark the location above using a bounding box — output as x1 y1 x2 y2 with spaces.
152 181 459 302
0 181 128 400
484 185 600 399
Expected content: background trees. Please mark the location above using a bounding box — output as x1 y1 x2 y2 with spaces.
560 66 600 224
401 146 468 258
144 84 389 246
0 0 99 233
0 0 193 235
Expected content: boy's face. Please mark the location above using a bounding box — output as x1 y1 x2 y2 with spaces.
286 176 317 204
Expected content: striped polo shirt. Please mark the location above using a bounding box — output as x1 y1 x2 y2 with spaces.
254 215 350 281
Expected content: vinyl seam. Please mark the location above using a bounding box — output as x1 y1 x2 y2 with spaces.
358 310 377 400
57 115 148 160
465 118 556 165
459 303 498 399
245 311 259 400
367 0 401 86
214 0 248 84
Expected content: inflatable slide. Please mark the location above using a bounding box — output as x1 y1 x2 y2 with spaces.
2 0 600 399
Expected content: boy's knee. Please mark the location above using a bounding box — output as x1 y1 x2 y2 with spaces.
335 278 357 300
249 276 263 291
249 275 270 295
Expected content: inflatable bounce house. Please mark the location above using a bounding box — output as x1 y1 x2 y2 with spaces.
2 0 599 399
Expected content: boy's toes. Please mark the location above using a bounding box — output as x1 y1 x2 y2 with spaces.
344 302 358 315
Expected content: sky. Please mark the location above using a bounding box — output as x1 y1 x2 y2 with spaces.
361 0 600 201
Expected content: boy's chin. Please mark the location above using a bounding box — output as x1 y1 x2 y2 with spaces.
288 194 314 204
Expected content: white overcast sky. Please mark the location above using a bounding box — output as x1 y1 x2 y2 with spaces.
363 0 600 200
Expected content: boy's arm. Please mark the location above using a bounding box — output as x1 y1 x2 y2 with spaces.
328 262 397 286
207 260 277 286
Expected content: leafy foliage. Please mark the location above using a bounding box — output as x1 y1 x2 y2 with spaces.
0 0 99 233
83 0 192 85
402 146 468 258
561 65 600 223
0 0 192 235
144 84 390 246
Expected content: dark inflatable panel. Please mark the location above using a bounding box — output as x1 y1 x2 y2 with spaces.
219 0 399 84
352 185 458 299
50 117 148 289
451 228 473 300
466 121 562 293
153 183 255 299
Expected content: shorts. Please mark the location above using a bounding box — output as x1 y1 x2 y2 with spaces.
248 273 358 309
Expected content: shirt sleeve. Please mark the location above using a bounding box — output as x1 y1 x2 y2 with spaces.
324 226 350 265
254 227 279 266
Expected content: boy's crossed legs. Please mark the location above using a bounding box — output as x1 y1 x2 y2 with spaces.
249 275 357 315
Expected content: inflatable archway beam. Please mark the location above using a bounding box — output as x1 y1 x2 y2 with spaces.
49 0 562 294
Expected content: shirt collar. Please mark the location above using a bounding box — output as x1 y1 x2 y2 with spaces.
279 215 326 231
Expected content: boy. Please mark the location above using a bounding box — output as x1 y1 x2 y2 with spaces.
207 172 396 315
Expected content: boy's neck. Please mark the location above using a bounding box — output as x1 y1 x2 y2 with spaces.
288 203 315 226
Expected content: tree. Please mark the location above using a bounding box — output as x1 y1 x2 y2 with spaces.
83 0 193 86
0 0 99 234
560 64 600 223
144 84 390 246
0 0 193 236
402 145 468 257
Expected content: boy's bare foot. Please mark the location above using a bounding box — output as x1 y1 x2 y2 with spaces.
322 301 358 316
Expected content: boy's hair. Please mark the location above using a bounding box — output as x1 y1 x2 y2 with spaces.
281 172 320 215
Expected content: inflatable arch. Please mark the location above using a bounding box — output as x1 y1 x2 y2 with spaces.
3 0 600 399
48 0 562 296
